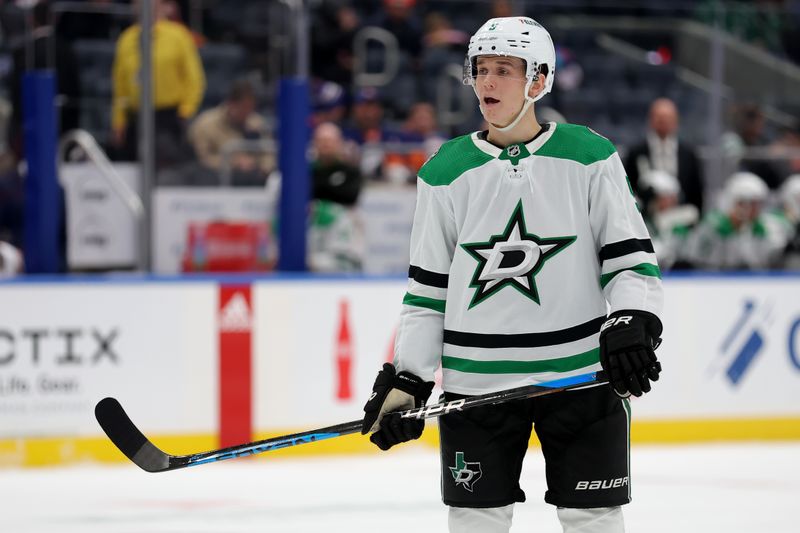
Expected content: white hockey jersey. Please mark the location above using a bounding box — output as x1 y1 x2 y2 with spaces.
395 123 664 395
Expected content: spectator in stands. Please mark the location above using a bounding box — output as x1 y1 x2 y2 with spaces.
422 12 468 51
188 78 273 185
489 0 515 18
162 0 206 47
343 86 412 179
372 0 423 60
419 12 468 105
311 4 360 87
311 80 348 129
111 0 205 167
625 98 705 213
723 103 768 149
639 170 699 271
9 0 81 160
308 122 365 273
377 101 447 180
312 122 363 207
343 87 389 146
402 102 446 151
765 120 800 184
720 102 783 189
682 172 786 270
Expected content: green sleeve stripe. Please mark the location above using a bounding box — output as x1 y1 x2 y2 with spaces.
403 293 446 313
442 348 599 374
600 263 662 288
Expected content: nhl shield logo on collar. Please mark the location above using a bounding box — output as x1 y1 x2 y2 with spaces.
500 143 530 165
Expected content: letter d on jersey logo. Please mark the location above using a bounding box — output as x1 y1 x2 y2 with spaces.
461 200 576 308
449 452 483 492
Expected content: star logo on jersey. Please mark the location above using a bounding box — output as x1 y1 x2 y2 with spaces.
461 200 576 308
449 452 483 492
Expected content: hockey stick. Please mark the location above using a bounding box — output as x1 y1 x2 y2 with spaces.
95 370 607 473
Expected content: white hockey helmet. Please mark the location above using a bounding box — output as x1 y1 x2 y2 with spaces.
725 171 769 202
780 174 800 221
0 241 22 277
641 170 680 197
463 17 556 131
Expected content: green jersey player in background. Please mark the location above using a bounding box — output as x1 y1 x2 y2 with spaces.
362 16 664 533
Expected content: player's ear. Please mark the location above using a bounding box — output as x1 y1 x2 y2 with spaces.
528 74 546 98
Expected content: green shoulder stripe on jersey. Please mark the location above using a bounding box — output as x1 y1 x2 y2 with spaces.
403 292 446 313
600 263 662 288
706 211 735 237
534 123 616 165
418 134 494 186
752 218 767 238
705 210 768 239
442 348 599 374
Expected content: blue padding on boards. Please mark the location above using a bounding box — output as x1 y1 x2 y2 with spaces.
277 78 310 271
22 71 62 273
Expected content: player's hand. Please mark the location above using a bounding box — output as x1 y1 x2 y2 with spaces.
599 310 663 398
362 363 434 451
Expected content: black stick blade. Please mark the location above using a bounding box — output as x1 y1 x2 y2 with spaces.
95 397 171 473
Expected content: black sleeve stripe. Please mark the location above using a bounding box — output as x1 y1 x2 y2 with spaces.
408 265 449 289
444 316 606 348
599 238 654 264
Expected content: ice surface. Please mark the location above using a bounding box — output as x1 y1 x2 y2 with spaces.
3 442 799 532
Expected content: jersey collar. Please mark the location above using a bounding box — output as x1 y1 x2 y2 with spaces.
470 122 557 162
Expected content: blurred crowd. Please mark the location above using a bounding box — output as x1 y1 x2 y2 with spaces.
1 0 800 275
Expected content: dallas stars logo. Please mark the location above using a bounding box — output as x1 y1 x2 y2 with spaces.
449 452 483 492
461 200 576 308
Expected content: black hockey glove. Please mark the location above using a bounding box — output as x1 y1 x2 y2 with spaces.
599 310 663 398
362 363 434 451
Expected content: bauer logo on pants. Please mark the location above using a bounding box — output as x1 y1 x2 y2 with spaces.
575 477 628 490
449 452 483 492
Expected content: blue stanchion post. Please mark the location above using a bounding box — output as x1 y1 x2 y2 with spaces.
277 78 310 271
22 71 62 273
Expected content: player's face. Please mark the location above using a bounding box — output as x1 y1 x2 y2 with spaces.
732 199 762 225
474 56 528 127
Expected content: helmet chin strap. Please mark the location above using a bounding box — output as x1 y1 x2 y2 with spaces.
493 96 534 132
481 78 536 133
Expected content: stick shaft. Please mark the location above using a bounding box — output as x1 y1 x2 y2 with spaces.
97 370 606 472
186 371 605 467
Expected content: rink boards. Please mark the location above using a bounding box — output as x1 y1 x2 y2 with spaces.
1 273 799 467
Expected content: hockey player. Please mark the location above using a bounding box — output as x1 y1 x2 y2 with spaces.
362 16 663 533
683 171 785 270
638 170 698 271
